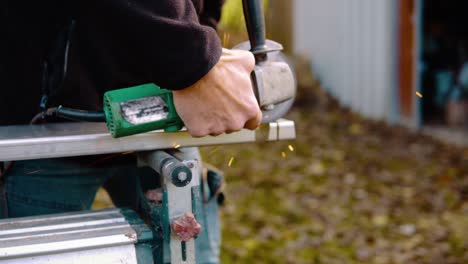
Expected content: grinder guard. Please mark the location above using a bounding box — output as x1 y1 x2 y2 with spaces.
234 40 297 123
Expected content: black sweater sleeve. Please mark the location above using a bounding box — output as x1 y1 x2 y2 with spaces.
199 0 225 29
74 0 222 91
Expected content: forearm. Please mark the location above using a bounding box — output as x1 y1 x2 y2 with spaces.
75 0 222 90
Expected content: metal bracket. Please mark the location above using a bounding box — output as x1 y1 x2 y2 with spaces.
138 151 200 263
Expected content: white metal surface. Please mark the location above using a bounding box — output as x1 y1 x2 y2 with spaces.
3 244 138 264
0 120 295 161
0 209 126 237
277 119 296 140
294 0 398 121
1 235 136 260
0 209 138 261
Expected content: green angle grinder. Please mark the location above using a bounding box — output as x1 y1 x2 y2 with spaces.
49 0 296 138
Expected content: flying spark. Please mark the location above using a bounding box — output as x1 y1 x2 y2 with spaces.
207 147 220 156
281 152 287 158
288 145 295 152
173 143 181 149
228 157 235 167
222 33 231 47
416 91 423 98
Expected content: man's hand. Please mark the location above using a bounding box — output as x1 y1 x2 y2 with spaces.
173 48 262 137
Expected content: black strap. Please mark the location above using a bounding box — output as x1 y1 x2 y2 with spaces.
0 161 12 218
40 19 76 112
0 180 7 218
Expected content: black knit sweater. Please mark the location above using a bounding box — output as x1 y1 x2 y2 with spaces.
0 0 224 125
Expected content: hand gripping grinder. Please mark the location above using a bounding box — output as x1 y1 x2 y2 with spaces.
103 0 296 138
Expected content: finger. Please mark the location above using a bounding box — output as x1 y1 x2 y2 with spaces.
208 126 224 137
209 132 223 137
244 110 262 130
242 51 256 72
187 127 207 138
225 127 242 134
231 49 255 72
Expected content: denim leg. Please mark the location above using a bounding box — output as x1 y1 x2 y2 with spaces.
103 166 159 210
2 158 110 218
195 182 221 264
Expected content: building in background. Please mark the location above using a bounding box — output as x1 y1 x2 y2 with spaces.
287 0 467 140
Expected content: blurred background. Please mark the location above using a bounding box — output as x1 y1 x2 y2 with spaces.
95 0 468 263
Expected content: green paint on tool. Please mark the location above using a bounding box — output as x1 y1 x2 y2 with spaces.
103 83 184 138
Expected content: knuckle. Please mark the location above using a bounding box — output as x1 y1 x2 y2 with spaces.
208 126 225 137
189 128 207 138
209 131 223 137
238 50 255 71
227 120 244 132
246 103 261 119
246 54 256 71
245 110 262 130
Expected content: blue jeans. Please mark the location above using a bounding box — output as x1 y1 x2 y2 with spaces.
0 148 220 263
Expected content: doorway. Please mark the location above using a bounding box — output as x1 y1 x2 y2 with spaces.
420 0 468 129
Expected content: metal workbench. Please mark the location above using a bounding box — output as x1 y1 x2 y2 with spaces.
0 120 295 263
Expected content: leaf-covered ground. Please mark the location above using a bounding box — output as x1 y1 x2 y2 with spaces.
200 58 468 264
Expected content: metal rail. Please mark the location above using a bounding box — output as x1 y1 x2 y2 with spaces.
0 119 295 161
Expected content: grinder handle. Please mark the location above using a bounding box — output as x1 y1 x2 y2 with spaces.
242 0 268 57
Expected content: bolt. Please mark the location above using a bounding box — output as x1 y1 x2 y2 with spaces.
178 171 188 182
171 212 202 242
186 162 194 169
263 104 275 111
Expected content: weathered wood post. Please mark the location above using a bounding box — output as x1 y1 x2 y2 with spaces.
266 0 294 55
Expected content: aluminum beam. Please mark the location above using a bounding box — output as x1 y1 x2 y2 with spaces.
0 120 295 161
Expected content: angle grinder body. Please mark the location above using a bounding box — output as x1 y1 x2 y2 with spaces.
103 41 296 138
